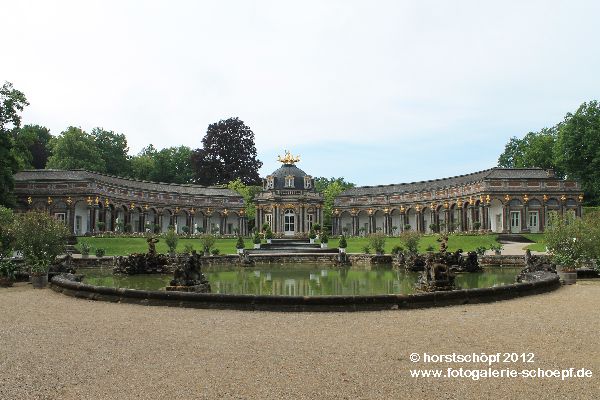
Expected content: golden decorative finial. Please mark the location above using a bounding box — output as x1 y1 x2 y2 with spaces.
190 207 195 215
457 199 463 208
144 204 149 211
66 196 72 206
523 194 529 204
277 150 301 165
27 196 32 205
223 208 229 216
95 196 100 205
86 196 92 205
504 194 511 202
367 208 373 215
444 201 449 209
400 205 405 213
560 195 566 202
104 198 109 207
578 194 584 202
485 194 490 204
130 202 135 210
430 202 436 210
47 196 53 205
543 194 548 202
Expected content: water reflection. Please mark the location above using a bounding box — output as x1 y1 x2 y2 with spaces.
82 265 521 296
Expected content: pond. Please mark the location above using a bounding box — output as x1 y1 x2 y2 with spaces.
81 264 522 296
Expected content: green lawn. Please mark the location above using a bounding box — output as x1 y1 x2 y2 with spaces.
521 233 547 252
75 234 519 256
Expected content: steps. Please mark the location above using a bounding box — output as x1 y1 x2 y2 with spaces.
249 238 338 254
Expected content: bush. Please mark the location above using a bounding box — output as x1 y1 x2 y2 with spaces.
200 233 216 254
13 211 68 274
80 240 92 256
391 245 404 255
0 260 19 280
404 224 411 231
544 212 595 271
95 248 106 257
338 235 347 249
196 226 204 234
425 245 435 252
473 221 481 230
475 246 487 256
313 223 321 232
236 236 245 249
211 248 220 256
0 206 15 258
265 228 274 240
164 228 178 253
320 230 329 244
309 228 317 240
253 231 261 244
429 223 438 232
183 244 194 254
399 231 422 254
368 233 386 254
181 225 190 234
97 221 106 231
262 223 270 232
362 245 371 254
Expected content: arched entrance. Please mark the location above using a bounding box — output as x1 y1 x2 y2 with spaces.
284 209 295 236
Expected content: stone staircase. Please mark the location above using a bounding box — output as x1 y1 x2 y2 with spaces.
248 238 339 254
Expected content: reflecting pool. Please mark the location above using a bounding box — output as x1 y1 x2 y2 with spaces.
82 264 521 296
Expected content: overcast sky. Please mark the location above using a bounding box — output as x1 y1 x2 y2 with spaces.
2 0 599 186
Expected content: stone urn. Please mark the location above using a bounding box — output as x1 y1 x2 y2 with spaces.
321 243 328 249
267 239 272 244
309 238 315 244
339 248 346 254
237 248 244 254
253 244 261 249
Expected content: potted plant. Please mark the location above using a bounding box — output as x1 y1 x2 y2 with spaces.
489 243 503 255
13 211 68 289
165 228 178 256
309 228 317 244
211 248 220 256
359 227 367 236
200 233 216 256
80 240 92 258
265 228 274 244
369 233 386 256
97 221 105 232
338 235 347 253
473 221 481 231
391 226 398 236
429 223 438 233
320 231 329 248
95 248 106 258
404 224 411 231
253 232 261 249
236 236 245 254
181 225 190 235
545 213 586 285
313 223 321 233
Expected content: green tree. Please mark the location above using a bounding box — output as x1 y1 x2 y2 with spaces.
497 128 559 173
314 177 355 230
91 127 131 176
226 178 262 227
0 82 29 207
191 117 262 185
148 146 193 184
555 101 600 203
130 145 157 181
12 124 52 169
46 126 105 172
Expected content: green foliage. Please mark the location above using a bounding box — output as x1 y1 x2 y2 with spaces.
80 240 92 256
368 233 386 254
95 248 106 257
320 230 329 244
497 128 559 173
12 211 68 273
90 127 131 176
473 221 481 230
191 117 262 186
0 259 18 280
314 177 355 229
211 248 220 256
148 145 194 184
399 231 422 254
404 224 411 231
12 124 52 169
47 126 105 171
338 235 347 249
425 245 435 252
265 228 274 240
362 245 371 254
200 233 217 253
164 229 178 253
0 82 29 207
183 243 194 254
253 231 261 244
489 243 503 252
236 235 245 249
391 245 404 255
181 225 190 234
309 228 317 240
130 145 157 181
0 206 15 258
312 223 321 232
428 223 438 232
544 212 600 271
475 246 487 256
227 178 261 220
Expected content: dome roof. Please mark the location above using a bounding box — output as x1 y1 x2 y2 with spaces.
267 164 311 190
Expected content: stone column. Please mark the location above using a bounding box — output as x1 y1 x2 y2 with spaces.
522 205 528 231
352 214 358 236
444 209 450 232
88 206 94 234
68 206 75 234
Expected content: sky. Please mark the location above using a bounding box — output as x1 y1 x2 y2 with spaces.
2 0 599 186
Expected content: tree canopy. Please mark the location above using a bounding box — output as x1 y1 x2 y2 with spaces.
0 82 29 207
46 126 106 171
314 177 355 229
191 117 262 186
91 127 131 176
12 124 52 169
497 100 600 204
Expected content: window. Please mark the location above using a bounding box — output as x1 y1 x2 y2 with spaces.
307 213 314 230
266 176 274 189
285 175 294 188
304 176 312 189
54 213 66 224
265 214 273 230
284 209 295 233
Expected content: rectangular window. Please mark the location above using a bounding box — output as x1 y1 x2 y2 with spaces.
285 176 294 188
265 214 273 230
307 214 314 230
54 213 66 224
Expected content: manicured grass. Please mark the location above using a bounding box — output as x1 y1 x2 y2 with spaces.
76 234 516 256
521 233 547 252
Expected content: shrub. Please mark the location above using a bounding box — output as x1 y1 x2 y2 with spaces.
544 213 590 271
211 248 220 256
320 231 329 244
429 223 438 232
313 223 321 232
80 240 92 256
0 260 18 280
473 221 481 230
368 233 386 254
97 221 106 231
124 223 132 233
236 236 245 249
253 231 261 244
196 226 204 234
164 228 178 253
425 245 435 252
391 245 404 255
309 228 317 240
0 206 15 258
181 225 190 234
95 248 106 257
338 235 347 249
13 211 68 274
362 245 371 254
200 233 216 254
183 244 194 254
265 228 274 240
404 224 411 231
262 223 270 232
475 246 487 256
399 231 422 254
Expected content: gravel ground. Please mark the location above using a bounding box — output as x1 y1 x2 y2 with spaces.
1 282 599 400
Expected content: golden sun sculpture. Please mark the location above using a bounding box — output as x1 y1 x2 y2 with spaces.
277 150 301 165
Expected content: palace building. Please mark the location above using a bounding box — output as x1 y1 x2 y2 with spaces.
331 168 583 236
254 151 324 235
13 169 248 236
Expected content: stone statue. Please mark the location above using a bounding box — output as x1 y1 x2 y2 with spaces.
147 236 159 256
166 251 211 293
416 254 456 292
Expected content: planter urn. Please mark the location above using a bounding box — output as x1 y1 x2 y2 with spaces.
339 248 346 254
253 244 261 249
321 243 328 249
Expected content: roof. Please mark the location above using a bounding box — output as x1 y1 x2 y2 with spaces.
339 168 556 196
267 164 310 190
14 169 241 197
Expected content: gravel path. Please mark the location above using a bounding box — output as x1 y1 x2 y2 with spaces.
1 282 599 399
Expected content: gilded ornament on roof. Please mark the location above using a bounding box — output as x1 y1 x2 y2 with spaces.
277 150 301 165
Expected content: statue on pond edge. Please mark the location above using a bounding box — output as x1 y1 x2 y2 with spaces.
166 251 211 293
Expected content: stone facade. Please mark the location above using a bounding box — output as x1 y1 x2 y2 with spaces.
13 169 248 236
254 151 323 235
332 168 583 236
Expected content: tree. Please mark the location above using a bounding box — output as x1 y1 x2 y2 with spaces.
314 177 355 230
497 128 559 174
12 124 52 169
46 126 105 172
91 127 131 176
148 146 194 184
227 178 262 229
555 101 600 203
130 145 157 181
191 117 262 186
0 82 29 207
